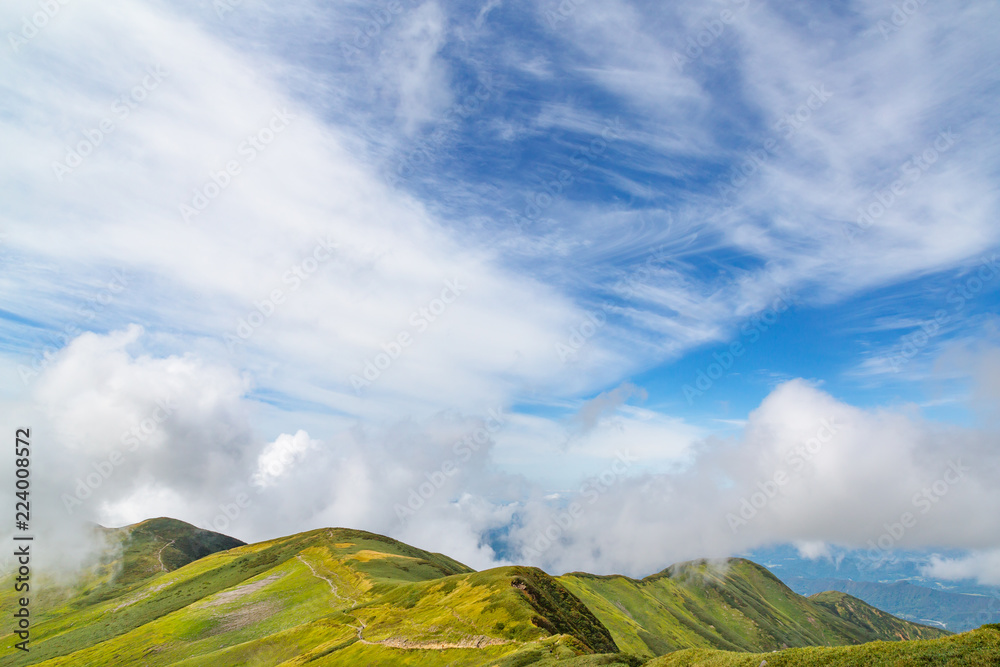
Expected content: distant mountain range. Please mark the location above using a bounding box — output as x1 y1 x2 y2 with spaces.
748 543 1000 631
786 577 1000 632
1 518 997 666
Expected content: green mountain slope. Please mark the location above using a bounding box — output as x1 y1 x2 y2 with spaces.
647 623 1000 666
557 558 947 659
0 517 244 634
0 526 619 666
807 590 948 641
0 523 969 667
93 517 247 589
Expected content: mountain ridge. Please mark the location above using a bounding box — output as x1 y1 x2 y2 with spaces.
0 519 975 666
789 575 1000 631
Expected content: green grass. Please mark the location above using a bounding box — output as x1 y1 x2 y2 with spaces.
647 624 1000 666
558 558 948 658
808 590 948 641
0 517 245 624
0 527 617 666
0 523 979 667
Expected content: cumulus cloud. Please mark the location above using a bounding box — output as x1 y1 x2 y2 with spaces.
251 430 320 488
21 326 254 529
5 323 1000 580
500 379 1000 576
923 550 1000 587
795 541 834 561
1 0 998 582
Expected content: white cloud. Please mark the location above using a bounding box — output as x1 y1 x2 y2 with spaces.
7 323 1000 579
923 550 1000 587
251 430 319 488
795 541 833 561
0 0 627 424
387 1 453 135
22 326 254 529
525 0 1000 359
34 325 249 456
1 0 998 580
502 378 1000 576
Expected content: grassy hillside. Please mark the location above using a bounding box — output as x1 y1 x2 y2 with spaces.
558 558 948 659
85 517 247 591
809 590 948 640
647 623 1000 666
0 526 625 666
0 523 975 666
0 518 244 632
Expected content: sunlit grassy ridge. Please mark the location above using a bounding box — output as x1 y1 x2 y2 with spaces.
0 520 987 666
0 518 245 638
646 624 1000 666
807 589 949 641
0 523 616 666
558 558 948 659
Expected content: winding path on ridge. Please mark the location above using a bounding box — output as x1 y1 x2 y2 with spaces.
295 553 510 651
295 554 350 604
155 540 175 572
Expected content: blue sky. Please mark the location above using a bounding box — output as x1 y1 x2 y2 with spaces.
1 0 999 578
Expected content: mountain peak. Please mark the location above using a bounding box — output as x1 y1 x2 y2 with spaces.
1 523 965 666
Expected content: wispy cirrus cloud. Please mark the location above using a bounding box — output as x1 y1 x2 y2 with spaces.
1 0 998 577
